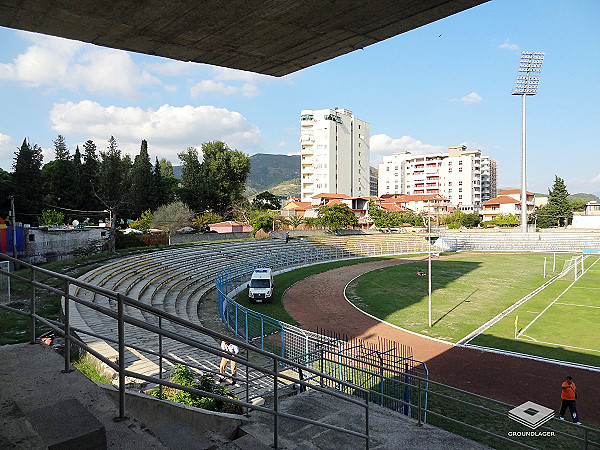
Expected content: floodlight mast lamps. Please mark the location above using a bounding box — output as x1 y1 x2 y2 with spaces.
512 51 544 233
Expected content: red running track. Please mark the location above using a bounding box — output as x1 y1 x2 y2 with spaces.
282 258 600 425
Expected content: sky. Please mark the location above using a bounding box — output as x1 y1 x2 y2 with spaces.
0 0 599 196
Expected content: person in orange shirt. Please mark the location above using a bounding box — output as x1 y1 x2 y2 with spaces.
559 376 581 424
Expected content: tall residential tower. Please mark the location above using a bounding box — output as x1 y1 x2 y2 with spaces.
300 108 370 202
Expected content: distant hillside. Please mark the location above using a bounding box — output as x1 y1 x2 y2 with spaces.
569 193 600 202
245 153 300 197
269 178 300 198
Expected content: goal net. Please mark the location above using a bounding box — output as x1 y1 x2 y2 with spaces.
559 255 585 280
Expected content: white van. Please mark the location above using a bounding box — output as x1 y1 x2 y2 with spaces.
248 268 273 303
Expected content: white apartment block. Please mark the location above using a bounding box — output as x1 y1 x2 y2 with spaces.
481 155 498 202
440 146 482 210
378 145 496 211
377 152 413 197
300 108 370 202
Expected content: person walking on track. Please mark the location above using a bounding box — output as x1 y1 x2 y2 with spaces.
559 376 582 424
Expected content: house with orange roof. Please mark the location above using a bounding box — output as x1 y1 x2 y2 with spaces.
480 190 535 222
310 192 372 228
382 194 451 219
282 199 312 218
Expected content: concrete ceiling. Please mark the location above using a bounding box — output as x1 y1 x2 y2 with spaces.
0 0 488 77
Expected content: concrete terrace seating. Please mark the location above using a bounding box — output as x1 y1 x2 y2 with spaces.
302 233 431 257
67 238 333 393
437 230 600 252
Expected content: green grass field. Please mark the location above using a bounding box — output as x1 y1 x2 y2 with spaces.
347 253 600 367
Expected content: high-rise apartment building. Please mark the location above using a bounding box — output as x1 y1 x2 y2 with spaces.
300 108 370 202
440 145 482 209
378 145 497 211
480 156 498 201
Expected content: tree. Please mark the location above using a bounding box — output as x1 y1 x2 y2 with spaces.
192 212 222 232
250 211 276 236
570 197 587 212
13 138 44 222
82 140 101 212
130 140 155 217
97 136 130 251
153 157 174 208
318 203 358 231
150 201 194 234
42 134 77 213
544 176 572 227
252 191 281 210
198 141 251 218
178 147 203 212
288 215 303 230
129 209 153 233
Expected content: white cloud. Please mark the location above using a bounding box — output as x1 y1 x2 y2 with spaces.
144 60 194 76
0 31 163 99
278 141 287 147
460 92 482 104
189 66 268 98
499 39 520 51
592 174 600 184
286 151 300 156
0 133 14 171
370 134 445 164
49 101 262 162
190 79 260 97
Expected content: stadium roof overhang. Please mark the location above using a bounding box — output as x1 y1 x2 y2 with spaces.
0 0 488 77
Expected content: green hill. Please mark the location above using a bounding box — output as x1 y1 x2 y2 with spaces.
569 192 600 202
245 153 300 197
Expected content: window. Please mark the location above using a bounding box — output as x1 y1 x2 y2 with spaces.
459 195 463 200
459 181 462 186
459 188 462 192
459 168 462 172
386 167 389 171
459 160 463 165
448 182 452 186
29 234 35 242
449 168 452 173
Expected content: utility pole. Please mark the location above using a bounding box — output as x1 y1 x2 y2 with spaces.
10 195 17 260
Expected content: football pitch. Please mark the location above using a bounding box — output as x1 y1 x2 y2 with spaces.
346 252 600 367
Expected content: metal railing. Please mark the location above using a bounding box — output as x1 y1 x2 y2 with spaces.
0 253 371 449
214 245 600 449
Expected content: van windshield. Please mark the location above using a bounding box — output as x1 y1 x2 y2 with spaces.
250 279 271 288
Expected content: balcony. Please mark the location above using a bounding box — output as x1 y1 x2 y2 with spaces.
300 134 314 143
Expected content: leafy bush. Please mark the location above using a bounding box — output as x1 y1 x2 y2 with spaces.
38 209 66 226
130 209 153 232
150 201 194 234
150 365 242 414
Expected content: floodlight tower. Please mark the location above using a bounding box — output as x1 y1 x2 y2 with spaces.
512 51 544 232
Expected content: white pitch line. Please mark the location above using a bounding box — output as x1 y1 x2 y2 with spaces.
516 334 600 354
555 302 600 309
517 256 599 339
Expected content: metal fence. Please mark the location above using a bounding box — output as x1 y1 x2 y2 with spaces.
214 246 432 421
214 245 600 449
0 253 371 449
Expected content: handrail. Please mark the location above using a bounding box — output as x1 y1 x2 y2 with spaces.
0 252 371 449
